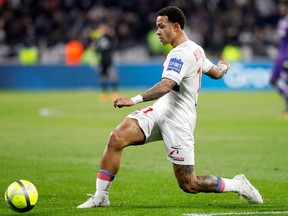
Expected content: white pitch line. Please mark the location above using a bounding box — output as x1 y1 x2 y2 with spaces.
38 106 121 119
39 107 63 117
183 211 288 216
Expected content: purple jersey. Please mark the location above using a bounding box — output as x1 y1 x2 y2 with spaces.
272 15 288 80
277 15 288 57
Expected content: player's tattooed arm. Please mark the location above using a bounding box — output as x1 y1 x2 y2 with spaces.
114 78 175 108
141 78 176 102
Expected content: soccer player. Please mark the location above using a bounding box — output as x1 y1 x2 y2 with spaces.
93 23 119 102
271 0 288 117
78 6 263 208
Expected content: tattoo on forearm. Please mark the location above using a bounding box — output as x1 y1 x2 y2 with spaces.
142 82 168 101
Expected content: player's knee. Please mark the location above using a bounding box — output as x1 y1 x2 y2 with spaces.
107 130 125 150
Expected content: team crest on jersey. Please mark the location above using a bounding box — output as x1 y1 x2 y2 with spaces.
167 58 183 74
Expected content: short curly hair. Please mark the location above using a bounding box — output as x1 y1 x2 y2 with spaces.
157 6 186 29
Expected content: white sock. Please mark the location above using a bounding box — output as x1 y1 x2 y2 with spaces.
222 178 241 192
95 178 112 195
94 169 115 196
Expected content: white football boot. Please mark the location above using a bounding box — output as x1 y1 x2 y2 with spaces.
77 192 110 208
233 174 263 204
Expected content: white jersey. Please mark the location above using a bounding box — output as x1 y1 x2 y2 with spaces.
152 40 213 127
128 40 213 165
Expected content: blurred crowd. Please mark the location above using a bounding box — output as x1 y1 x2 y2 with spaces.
0 0 282 64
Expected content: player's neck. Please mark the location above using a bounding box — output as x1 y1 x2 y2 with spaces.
171 32 188 48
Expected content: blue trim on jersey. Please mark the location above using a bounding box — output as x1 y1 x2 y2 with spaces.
172 85 180 92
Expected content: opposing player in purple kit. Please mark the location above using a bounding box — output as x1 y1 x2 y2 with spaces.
271 0 288 117
77 6 263 208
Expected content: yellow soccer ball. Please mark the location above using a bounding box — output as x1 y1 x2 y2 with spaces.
5 180 38 213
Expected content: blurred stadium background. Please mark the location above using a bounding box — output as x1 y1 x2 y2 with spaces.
1 2 288 215
0 0 281 90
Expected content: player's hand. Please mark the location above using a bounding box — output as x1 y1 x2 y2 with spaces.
114 97 134 108
218 60 230 73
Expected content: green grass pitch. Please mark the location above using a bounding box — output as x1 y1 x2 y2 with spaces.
0 90 287 216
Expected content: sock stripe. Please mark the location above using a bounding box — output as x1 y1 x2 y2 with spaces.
97 169 115 181
216 177 225 192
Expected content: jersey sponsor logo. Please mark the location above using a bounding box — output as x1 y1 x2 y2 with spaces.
167 58 183 74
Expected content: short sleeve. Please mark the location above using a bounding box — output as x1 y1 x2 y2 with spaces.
202 58 213 73
162 50 192 85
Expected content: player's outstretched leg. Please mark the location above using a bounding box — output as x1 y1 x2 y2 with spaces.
173 164 263 204
204 174 263 204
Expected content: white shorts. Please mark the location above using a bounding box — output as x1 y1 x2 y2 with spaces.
127 106 195 165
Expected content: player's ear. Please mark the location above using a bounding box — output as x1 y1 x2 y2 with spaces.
173 23 181 31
